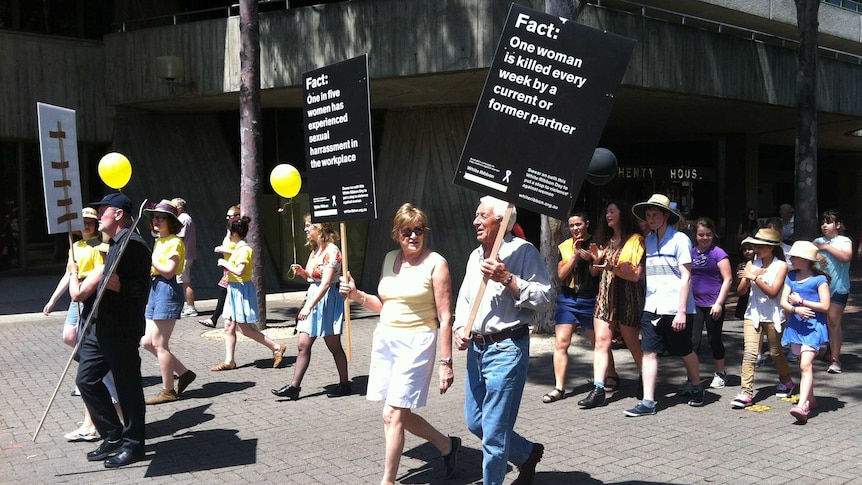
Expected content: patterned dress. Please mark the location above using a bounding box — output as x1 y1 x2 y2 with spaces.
594 233 645 327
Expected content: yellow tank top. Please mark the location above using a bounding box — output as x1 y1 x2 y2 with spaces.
377 250 445 330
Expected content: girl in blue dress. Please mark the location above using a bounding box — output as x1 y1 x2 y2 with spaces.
780 241 830 424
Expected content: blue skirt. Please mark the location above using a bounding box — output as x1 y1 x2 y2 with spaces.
223 280 259 324
297 283 344 337
145 276 183 320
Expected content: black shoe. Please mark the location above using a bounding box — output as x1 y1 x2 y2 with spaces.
512 443 544 485
271 384 301 400
176 370 197 395
688 385 705 407
104 448 144 468
86 439 123 461
441 436 461 479
326 382 352 398
577 386 606 409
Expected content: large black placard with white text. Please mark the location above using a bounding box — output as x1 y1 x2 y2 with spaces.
303 54 377 223
454 4 634 219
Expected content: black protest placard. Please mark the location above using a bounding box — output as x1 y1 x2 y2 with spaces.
454 4 635 220
303 54 377 223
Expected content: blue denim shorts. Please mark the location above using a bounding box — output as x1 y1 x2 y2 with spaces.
145 276 184 320
554 291 595 330
640 311 694 356
831 292 848 306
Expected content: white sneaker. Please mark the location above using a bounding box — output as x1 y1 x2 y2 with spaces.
827 360 842 374
181 306 198 317
709 372 726 389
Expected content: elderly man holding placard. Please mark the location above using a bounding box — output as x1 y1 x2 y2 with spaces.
453 195 551 485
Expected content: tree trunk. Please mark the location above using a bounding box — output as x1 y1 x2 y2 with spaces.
239 0 266 328
533 0 581 334
794 0 819 241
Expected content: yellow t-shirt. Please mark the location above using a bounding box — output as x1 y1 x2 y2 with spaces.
558 237 577 289
377 250 445 331
151 234 185 277
228 241 253 283
68 237 105 279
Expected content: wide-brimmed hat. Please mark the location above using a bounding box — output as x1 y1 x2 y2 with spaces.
82 207 98 220
143 199 179 222
786 240 820 261
632 194 681 225
741 228 782 246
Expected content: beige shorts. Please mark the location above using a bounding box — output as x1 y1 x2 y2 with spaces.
176 259 193 285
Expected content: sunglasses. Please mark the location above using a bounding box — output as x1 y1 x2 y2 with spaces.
152 215 169 222
226 213 238 219
400 227 426 238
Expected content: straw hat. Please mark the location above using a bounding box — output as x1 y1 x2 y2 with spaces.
786 240 820 261
632 194 681 225
741 228 782 246
143 199 180 223
82 207 99 220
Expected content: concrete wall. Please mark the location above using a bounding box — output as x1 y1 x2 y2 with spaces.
0 31 114 141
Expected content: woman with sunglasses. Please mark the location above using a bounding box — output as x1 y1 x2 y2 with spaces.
272 215 349 400
338 203 460 483
198 204 241 329
140 200 196 404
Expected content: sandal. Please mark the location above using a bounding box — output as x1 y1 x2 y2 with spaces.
210 361 237 371
64 428 100 442
542 387 566 403
198 319 216 328
605 376 620 393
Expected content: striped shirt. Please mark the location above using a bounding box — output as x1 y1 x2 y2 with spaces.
644 227 695 315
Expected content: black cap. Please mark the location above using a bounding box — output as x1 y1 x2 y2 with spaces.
89 193 133 212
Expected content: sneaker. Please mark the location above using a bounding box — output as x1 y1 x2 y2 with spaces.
776 381 795 398
181 306 198 317
827 360 842 374
688 386 705 407
624 402 656 417
440 436 461 479
679 379 694 396
577 386 606 409
731 393 752 408
789 405 808 424
709 372 727 389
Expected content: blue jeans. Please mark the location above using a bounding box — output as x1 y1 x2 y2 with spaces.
465 335 533 485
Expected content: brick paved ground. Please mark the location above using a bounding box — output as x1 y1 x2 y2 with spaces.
1 274 860 484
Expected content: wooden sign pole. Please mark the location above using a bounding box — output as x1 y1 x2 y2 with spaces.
340 222 352 361
462 204 514 337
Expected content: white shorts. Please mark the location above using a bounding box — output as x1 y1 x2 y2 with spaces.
176 259 193 285
366 324 437 409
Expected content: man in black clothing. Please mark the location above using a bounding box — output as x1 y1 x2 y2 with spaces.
70 193 151 468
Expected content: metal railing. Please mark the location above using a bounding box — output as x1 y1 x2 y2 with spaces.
592 0 862 64
823 0 862 14
115 0 343 33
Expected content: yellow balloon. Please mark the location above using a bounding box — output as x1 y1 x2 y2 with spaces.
98 152 132 189
270 164 302 198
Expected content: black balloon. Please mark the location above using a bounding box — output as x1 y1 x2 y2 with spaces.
585 148 618 186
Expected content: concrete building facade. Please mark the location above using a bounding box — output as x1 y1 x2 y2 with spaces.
2 0 862 291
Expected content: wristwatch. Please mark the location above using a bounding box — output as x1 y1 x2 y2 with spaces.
503 273 514 286
439 358 453 365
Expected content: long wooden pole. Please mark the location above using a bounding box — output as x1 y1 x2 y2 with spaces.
340 223 352 361
462 204 514 337
33 199 148 442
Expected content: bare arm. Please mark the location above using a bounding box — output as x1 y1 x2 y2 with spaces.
431 259 455 394
711 257 733 318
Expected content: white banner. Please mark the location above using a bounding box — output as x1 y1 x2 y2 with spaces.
37 103 84 235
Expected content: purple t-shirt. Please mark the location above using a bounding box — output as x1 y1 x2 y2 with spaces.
690 245 729 307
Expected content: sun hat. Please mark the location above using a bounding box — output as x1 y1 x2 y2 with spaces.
786 240 820 261
90 193 133 212
741 228 782 246
143 199 179 222
632 193 681 225
82 207 99 220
